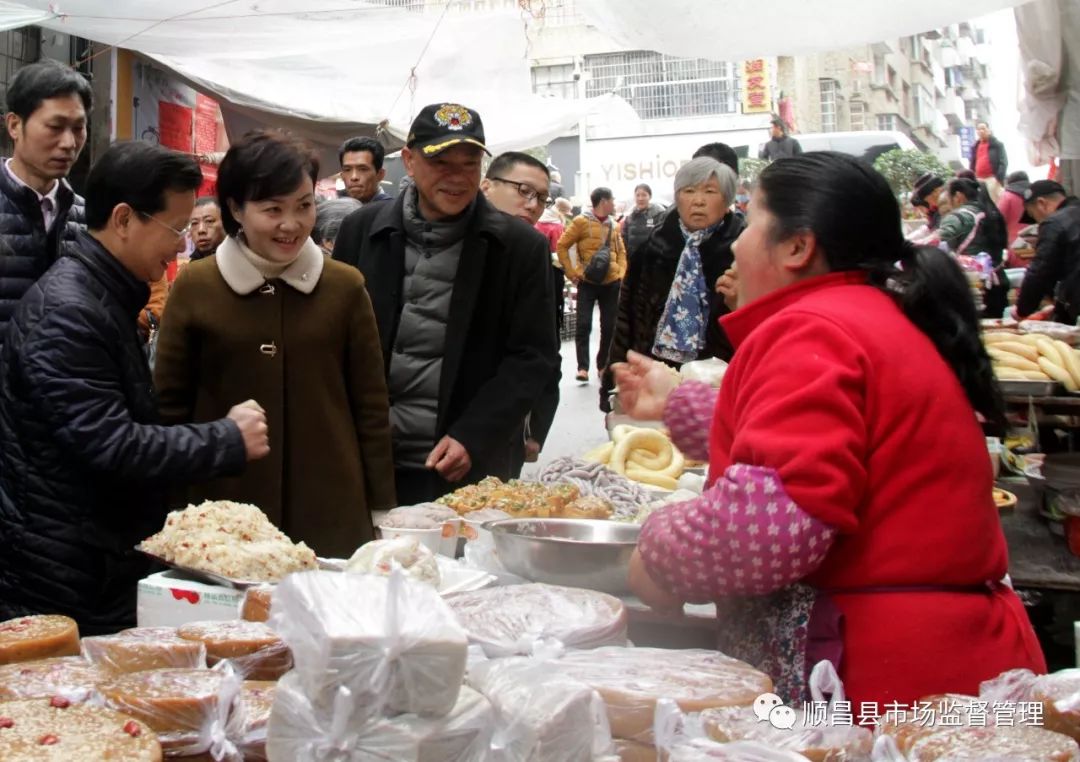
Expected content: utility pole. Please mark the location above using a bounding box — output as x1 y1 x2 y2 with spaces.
574 55 589 203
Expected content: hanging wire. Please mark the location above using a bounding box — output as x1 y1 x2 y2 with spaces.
386 0 454 125
72 0 245 67
516 0 546 20
515 0 546 60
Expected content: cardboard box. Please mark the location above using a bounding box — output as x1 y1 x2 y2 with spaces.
137 570 244 628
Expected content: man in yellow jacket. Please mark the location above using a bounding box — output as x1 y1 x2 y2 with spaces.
557 187 627 383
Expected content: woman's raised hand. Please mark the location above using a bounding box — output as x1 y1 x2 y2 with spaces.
612 350 681 421
716 266 739 311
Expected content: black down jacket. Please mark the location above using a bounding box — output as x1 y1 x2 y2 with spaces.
601 209 745 409
0 163 85 347
0 231 246 635
1017 197 1080 324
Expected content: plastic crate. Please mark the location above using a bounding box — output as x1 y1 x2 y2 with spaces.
560 306 577 342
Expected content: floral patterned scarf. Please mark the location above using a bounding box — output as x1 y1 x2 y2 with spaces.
652 218 726 363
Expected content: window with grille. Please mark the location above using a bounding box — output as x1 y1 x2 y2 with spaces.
819 79 839 132
850 100 867 131
877 114 898 132
367 0 426 9
531 64 576 100
914 85 935 127
582 51 739 119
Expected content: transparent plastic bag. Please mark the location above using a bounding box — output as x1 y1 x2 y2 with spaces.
460 533 529 587
235 679 275 762
655 663 873 762
81 626 207 674
979 668 1045 705
269 569 468 718
467 653 613 762
679 358 728 388
0 655 109 702
981 667 1080 740
446 583 628 657
870 734 906 762
265 672 494 762
874 687 1080 760
655 700 818 761
176 620 292 681
611 737 656 761
700 705 873 761
877 724 1079 761
240 585 274 623
667 738 810 761
95 663 246 760
345 537 442 586
550 646 772 743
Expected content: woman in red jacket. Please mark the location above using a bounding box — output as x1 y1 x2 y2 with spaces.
615 152 1046 712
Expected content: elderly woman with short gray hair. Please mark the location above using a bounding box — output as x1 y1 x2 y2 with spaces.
600 157 744 411
313 197 363 253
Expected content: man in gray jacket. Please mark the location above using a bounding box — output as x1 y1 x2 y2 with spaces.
333 104 558 503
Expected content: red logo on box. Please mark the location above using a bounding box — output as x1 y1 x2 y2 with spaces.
170 589 200 605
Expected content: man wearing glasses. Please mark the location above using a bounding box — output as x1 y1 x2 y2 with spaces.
481 151 553 227
333 104 558 503
481 152 562 473
0 141 269 634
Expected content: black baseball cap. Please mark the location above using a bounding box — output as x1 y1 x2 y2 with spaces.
406 103 490 157
1023 180 1066 204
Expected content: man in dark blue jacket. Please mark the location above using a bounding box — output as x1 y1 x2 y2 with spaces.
0 142 269 634
0 60 92 344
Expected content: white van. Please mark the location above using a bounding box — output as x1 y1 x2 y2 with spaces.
758 130 917 164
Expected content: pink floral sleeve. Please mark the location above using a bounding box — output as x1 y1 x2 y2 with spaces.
638 463 837 603
663 380 715 462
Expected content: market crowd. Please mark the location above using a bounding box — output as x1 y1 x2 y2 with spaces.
0 58 1071 710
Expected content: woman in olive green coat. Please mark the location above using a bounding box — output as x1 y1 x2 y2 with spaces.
154 130 395 558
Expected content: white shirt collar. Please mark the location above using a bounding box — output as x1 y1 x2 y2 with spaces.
4 159 60 205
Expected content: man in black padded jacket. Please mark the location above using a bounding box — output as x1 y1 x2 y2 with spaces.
0 142 269 634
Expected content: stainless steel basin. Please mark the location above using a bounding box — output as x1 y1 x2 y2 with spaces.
484 518 640 594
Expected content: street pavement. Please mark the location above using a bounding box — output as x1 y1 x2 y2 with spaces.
522 316 610 479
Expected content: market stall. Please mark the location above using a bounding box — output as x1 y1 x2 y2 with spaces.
1 391 1080 760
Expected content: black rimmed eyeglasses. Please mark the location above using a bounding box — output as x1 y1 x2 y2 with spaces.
488 177 555 208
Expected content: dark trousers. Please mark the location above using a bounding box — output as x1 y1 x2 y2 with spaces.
394 447 517 506
394 467 453 506
575 279 620 372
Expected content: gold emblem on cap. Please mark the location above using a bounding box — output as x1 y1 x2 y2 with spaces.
421 137 486 156
434 104 472 131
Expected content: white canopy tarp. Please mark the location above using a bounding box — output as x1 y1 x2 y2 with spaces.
576 0 1034 61
1014 0 1080 165
0 1 597 156
0 0 1043 155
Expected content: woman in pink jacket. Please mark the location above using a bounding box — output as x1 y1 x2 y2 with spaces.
998 171 1032 267
615 152 1045 712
